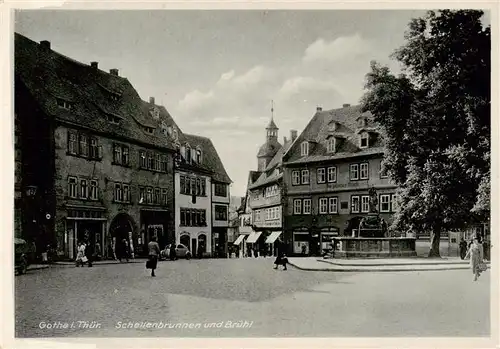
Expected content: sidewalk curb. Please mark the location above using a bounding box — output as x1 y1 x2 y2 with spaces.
317 259 472 267
287 262 474 272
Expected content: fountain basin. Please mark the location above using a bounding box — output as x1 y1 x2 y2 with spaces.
333 237 417 258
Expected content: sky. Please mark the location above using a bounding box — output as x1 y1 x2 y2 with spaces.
14 9 490 197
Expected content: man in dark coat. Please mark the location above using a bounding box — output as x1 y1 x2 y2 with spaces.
273 238 287 270
459 238 468 260
85 239 94 267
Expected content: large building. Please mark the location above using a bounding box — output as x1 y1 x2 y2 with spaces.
174 133 231 257
282 104 398 256
236 113 297 256
15 33 184 259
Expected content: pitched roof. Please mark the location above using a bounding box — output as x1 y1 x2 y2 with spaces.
180 134 232 184
283 104 384 164
15 33 176 150
257 138 282 158
266 117 278 129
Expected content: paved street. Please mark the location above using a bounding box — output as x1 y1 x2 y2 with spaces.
15 258 490 338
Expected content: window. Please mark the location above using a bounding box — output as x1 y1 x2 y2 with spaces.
185 177 191 195
57 99 73 110
215 183 227 197
391 194 397 212
113 144 122 164
200 211 206 225
185 146 191 163
293 199 302 215
215 205 228 221
340 201 349 210
146 187 153 204
201 179 206 196
380 194 390 213
139 187 145 204
350 164 359 180
79 134 89 157
319 198 328 214
380 161 388 178
68 177 77 198
292 171 300 185
80 179 88 199
161 189 168 205
360 132 369 148
68 132 77 154
301 170 310 184
89 180 98 200
180 176 185 194
327 137 336 153
155 154 161 172
180 210 186 226
161 155 167 172
114 183 123 202
361 195 370 213
317 168 326 184
303 199 311 214
90 138 99 158
329 197 338 214
300 141 309 156
196 178 201 196
360 163 369 180
191 178 196 195
196 148 202 163
327 167 337 183
123 185 130 202
140 151 147 169
255 210 261 222
351 196 360 213
154 188 160 204
148 152 154 170
122 147 129 165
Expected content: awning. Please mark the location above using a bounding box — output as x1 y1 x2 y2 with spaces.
265 231 282 244
246 231 263 244
233 234 246 245
239 226 254 234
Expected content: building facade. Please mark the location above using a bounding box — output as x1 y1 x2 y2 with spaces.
282 105 398 256
173 134 231 257
15 33 177 259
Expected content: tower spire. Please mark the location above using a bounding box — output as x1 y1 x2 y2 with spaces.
271 99 274 121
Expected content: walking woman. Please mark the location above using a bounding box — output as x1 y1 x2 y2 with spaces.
465 237 484 281
147 236 161 277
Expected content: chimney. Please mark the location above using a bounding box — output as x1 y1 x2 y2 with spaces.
283 136 287 144
149 97 155 105
40 40 51 50
90 62 98 69
110 69 119 76
342 103 351 108
316 106 323 112
290 130 298 142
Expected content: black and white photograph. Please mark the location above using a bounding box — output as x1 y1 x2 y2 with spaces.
5 4 496 345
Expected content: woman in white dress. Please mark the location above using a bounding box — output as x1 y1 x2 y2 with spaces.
465 237 484 281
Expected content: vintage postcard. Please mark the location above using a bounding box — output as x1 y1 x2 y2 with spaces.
2 2 498 349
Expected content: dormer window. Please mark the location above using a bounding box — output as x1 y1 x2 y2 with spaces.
328 121 341 132
300 141 309 156
327 137 336 153
57 99 74 110
105 113 121 124
196 147 202 164
358 117 368 127
172 130 178 141
360 132 369 148
180 145 186 159
143 126 155 134
185 144 192 163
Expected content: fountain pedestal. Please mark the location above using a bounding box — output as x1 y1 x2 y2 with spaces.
333 236 417 258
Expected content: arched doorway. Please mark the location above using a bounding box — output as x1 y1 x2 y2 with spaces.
109 213 137 258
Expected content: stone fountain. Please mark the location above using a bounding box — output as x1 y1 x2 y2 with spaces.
333 187 416 258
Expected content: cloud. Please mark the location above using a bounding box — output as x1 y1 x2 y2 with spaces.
172 33 389 196
303 34 373 64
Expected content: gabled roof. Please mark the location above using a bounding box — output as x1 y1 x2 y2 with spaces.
283 104 385 164
181 134 232 184
14 33 176 150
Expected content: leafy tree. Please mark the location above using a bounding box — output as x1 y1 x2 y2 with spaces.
362 10 490 257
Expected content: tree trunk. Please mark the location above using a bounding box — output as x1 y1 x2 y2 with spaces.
428 224 442 258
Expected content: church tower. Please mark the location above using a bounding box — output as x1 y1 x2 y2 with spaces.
257 101 282 171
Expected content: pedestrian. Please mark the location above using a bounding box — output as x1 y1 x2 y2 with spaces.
169 243 177 261
75 241 87 267
459 238 467 260
147 236 160 277
464 237 485 281
197 244 204 259
301 243 307 256
122 239 130 262
85 239 94 267
273 238 287 270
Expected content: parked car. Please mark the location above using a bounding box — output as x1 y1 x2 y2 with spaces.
15 238 30 274
160 243 192 260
